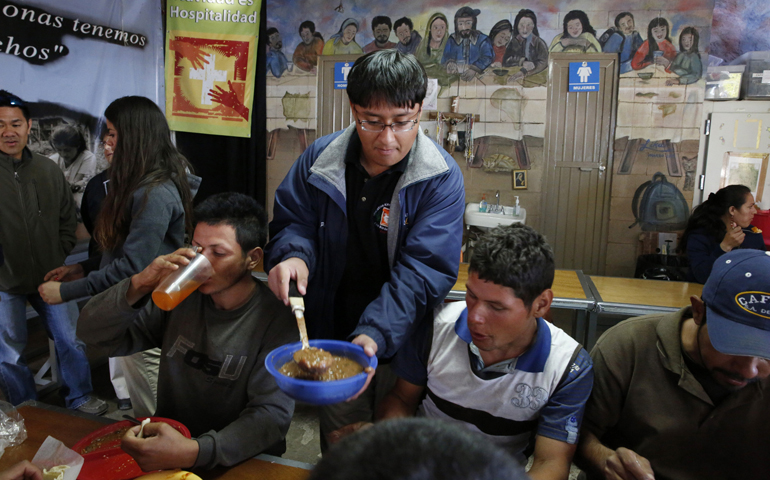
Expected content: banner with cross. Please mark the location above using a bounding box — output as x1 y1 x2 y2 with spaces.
165 0 260 137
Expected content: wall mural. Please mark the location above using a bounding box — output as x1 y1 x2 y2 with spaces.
265 2 712 87
265 0 721 276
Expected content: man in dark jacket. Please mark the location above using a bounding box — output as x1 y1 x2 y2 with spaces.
0 90 105 414
265 50 465 449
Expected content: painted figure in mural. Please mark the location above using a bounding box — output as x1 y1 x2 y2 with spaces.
503 9 549 86
680 185 764 283
293 20 324 74
395 17 421 56
600 12 644 74
266 28 289 78
549 10 601 53
442 6 494 81
364 16 396 53
666 27 703 85
631 17 676 71
48 124 97 209
488 20 513 68
323 18 363 55
265 49 464 452
577 248 770 480
415 13 449 77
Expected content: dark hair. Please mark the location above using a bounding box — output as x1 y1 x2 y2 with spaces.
679 26 699 54
95 96 194 251
299 20 315 35
644 17 671 64
469 224 555 308
394 17 413 31
50 124 87 154
308 418 528 480
562 10 596 37
346 49 427 109
194 192 268 253
489 19 513 43
0 90 31 121
454 6 479 32
680 185 752 252
267 27 278 37
614 12 633 29
371 16 392 31
513 9 539 37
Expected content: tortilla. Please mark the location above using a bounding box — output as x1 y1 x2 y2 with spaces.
42 465 69 480
134 470 202 480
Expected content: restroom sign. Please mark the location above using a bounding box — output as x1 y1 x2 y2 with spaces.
569 61 600 92
334 62 353 89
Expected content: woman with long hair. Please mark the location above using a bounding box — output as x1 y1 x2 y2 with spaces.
39 95 200 415
632 17 677 70
549 10 600 53
665 26 702 85
681 184 764 283
503 9 549 85
415 13 449 77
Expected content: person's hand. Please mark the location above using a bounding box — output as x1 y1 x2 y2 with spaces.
346 334 377 401
267 257 309 306
169 39 209 70
654 56 671 68
0 460 43 480
720 223 745 252
522 61 535 71
445 61 458 74
326 421 373 445
130 248 197 297
508 71 526 83
460 69 477 82
121 422 199 471
208 81 250 120
38 281 63 305
665 78 680 86
490 61 502 68
44 264 84 282
604 447 655 480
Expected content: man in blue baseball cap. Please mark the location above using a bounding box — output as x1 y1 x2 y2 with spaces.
576 249 770 480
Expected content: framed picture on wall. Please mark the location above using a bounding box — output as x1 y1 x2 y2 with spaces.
720 152 768 202
513 170 527 189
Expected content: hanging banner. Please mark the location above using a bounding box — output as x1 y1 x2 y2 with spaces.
0 0 164 210
165 0 259 138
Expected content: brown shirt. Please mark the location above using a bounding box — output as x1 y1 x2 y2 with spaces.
584 307 770 480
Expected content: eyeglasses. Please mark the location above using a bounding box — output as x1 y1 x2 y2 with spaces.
355 108 421 134
0 93 25 107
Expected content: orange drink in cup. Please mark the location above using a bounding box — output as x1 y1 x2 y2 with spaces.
152 252 213 311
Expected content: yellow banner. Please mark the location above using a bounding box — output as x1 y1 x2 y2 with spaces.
165 0 260 137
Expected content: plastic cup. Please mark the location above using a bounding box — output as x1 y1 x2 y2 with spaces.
151 252 213 311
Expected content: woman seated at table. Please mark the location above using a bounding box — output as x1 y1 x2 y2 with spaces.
680 184 764 283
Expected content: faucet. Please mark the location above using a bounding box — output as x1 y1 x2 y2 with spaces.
488 191 502 214
495 190 500 206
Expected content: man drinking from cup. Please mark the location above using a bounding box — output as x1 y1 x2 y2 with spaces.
77 192 297 470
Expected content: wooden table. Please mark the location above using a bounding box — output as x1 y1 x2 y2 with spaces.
585 275 704 349
0 402 311 480
447 264 596 343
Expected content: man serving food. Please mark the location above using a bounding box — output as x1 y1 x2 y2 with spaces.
77 193 296 470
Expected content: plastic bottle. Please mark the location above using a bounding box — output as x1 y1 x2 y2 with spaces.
514 196 520 216
479 194 488 213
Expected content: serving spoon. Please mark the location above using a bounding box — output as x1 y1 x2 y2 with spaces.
288 280 334 376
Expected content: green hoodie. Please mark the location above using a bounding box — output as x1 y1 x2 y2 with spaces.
0 147 77 294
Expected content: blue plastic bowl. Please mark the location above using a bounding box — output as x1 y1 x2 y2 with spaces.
265 339 378 405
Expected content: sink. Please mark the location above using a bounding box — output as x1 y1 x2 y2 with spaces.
464 203 526 231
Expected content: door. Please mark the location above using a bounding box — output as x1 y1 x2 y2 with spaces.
541 53 618 274
317 54 362 137
702 111 770 205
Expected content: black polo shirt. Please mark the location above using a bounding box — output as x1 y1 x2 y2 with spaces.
333 134 408 341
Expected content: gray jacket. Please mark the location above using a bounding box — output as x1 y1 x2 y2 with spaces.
59 174 201 301
0 148 76 294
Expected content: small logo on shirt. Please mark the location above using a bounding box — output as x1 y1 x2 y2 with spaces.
373 204 390 232
565 416 579 444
